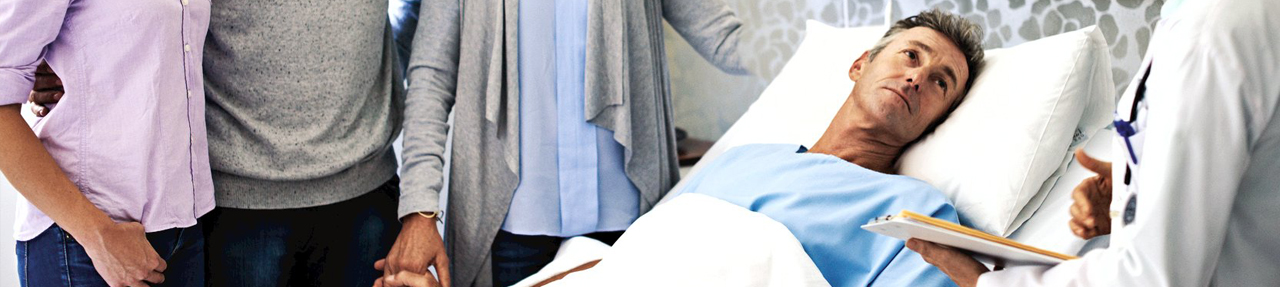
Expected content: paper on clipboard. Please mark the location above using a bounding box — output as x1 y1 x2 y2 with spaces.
861 210 1077 265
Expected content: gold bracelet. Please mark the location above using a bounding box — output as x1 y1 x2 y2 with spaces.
417 211 441 221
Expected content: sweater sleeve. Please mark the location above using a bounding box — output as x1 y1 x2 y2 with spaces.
396 0 462 218
661 0 749 75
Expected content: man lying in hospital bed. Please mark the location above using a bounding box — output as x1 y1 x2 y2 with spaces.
569 9 988 287
514 9 1118 287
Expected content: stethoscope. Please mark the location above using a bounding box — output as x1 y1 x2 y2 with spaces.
1112 64 1153 226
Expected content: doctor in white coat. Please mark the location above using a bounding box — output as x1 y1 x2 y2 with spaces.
907 0 1280 286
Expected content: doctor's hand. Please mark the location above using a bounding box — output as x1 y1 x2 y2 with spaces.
375 214 450 287
1069 148 1112 239
28 60 64 117
907 238 988 287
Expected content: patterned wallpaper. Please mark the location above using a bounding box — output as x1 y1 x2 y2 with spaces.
669 0 1163 140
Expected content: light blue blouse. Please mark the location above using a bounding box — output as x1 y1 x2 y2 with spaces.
502 0 640 237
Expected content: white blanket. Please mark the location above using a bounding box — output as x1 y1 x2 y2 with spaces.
532 194 829 287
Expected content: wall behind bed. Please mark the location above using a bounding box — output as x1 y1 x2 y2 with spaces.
669 0 1163 141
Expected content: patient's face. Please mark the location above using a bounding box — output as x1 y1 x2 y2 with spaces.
847 27 970 144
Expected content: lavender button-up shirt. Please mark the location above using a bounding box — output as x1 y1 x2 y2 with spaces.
0 0 215 241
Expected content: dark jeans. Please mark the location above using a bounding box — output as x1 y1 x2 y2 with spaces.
16 222 206 287
491 230 624 287
201 178 401 287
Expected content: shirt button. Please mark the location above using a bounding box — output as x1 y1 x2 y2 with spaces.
187 90 192 99
182 0 188 5
184 44 190 52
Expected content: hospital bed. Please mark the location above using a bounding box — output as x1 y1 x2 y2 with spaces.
514 20 1118 286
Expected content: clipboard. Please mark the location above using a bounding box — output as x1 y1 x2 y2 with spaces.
861 210 1077 265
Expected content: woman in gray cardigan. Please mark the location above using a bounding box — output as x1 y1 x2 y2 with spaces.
379 1 748 286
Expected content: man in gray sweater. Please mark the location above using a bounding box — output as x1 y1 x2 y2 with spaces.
27 0 428 286
192 0 424 286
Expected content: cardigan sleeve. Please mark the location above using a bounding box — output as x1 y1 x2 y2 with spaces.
661 0 749 75
397 0 462 218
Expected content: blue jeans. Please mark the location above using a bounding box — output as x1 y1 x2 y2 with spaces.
201 178 401 287
16 222 206 287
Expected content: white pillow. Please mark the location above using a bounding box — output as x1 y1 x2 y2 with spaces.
665 22 885 200
668 21 1113 236
897 25 1113 236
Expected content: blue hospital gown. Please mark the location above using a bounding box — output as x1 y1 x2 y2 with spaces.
678 144 959 287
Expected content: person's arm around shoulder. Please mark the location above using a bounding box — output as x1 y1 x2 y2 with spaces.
376 1 464 287
661 0 750 75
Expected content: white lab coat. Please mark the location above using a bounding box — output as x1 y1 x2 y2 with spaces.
977 0 1280 286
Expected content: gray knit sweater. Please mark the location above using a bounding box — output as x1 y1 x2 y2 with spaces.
201 0 405 209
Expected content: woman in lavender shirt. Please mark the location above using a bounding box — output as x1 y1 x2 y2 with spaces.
0 1 214 286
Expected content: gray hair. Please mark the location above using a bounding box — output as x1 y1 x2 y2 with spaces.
868 9 985 97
